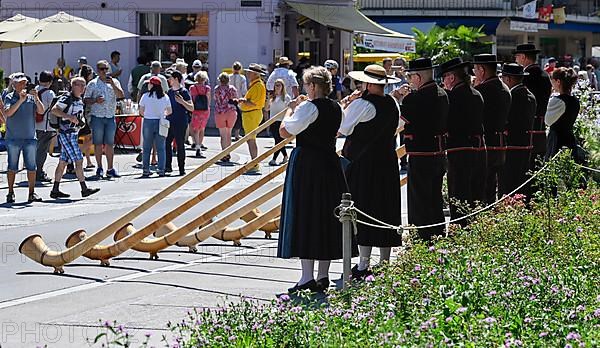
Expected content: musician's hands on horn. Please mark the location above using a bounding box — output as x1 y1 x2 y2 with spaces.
289 94 308 112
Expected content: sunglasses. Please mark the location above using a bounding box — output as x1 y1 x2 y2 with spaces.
97 67 109 71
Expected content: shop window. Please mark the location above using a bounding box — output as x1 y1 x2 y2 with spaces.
140 40 209 69
139 13 209 37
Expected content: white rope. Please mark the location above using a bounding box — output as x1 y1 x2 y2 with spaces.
576 163 600 174
339 150 565 234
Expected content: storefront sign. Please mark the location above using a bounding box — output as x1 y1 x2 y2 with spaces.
354 33 415 53
510 20 548 33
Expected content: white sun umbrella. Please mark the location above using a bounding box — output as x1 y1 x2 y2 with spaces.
0 11 137 72
0 14 40 71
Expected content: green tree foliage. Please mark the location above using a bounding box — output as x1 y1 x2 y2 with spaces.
409 25 491 64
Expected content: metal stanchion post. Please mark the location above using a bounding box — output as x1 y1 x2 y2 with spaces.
339 192 353 291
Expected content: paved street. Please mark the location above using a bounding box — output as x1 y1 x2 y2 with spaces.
0 136 408 347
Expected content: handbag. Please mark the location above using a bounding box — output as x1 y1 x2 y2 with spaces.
159 118 170 137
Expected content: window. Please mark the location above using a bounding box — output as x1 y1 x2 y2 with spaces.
139 13 209 37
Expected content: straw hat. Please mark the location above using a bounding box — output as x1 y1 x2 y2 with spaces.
348 64 401 85
247 63 267 76
276 56 293 67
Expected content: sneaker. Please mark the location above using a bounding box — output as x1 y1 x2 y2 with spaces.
200 144 208 151
141 172 151 178
165 167 173 173
81 187 100 197
96 167 104 177
268 159 278 166
50 190 70 199
106 168 121 178
191 144 196 150
6 192 15 204
244 166 261 175
135 152 143 162
28 192 43 203
195 149 206 158
36 173 52 183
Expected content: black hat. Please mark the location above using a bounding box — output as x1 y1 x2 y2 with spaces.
472 54 503 65
439 57 470 75
247 63 267 76
500 63 529 76
512 43 541 54
406 58 436 72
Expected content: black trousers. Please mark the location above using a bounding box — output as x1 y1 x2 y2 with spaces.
484 150 505 203
499 150 531 196
269 121 287 160
447 151 475 224
35 130 56 177
166 123 187 172
470 149 487 204
408 155 446 241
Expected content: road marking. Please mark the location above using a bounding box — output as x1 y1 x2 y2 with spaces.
0 240 278 310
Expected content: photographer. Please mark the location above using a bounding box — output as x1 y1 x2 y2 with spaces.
34 71 57 183
50 77 100 199
84 60 124 178
3 73 45 203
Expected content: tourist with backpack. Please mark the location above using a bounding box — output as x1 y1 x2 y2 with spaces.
189 71 211 158
34 71 57 183
49 77 100 199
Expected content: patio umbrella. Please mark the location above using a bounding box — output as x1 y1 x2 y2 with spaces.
0 11 137 72
0 14 39 71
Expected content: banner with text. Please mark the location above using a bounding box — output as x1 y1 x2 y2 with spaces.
354 33 416 53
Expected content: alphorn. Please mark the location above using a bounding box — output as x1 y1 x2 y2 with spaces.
175 184 284 248
215 204 281 243
111 167 287 257
64 138 292 265
19 107 290 273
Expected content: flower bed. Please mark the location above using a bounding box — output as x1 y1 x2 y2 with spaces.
95 157 600 347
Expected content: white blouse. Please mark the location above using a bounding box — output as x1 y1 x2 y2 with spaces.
339 98 404 136
281 100 319 135
269 94 292 119
545 96 566 127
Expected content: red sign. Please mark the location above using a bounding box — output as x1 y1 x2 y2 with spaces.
538 5 552 22
115 116 142 147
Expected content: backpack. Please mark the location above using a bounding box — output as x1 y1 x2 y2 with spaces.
192 85 208 111
35 88 50 123
48 93 74 130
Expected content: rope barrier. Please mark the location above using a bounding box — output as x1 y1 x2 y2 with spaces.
335 150 566 235
575 163 600 174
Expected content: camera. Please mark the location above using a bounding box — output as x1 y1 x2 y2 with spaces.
25 83 36 93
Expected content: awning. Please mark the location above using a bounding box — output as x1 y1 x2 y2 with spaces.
371 16 502 36
286 1 413 39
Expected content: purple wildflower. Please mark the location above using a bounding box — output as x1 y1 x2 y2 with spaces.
483 317 496 324
566 332 581 341
291 306 302 313
487 290 497 296
456 307 467 314
414 264 422 271
524 317 532 324
279 294 290 302
365 274 375 282
429 246 436 252
446 316 453 323
343 313 352 320
229 335 237 341
576 226 583 233
576 305 586 312
539 332 548 338
593 308 600 318
410 278 420 286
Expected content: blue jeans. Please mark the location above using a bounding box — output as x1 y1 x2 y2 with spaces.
142 118 166 174
91 116 116 145
6 139 37 172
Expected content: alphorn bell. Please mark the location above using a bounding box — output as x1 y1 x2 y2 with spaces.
20 107 291 273
215 204 281 243
65 138 293 263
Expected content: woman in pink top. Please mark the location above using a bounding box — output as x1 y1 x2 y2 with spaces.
214 72 238 162
190 71 211 158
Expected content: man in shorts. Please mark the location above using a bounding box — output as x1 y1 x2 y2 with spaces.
237 63 267 174
84 60 124 178
3 72 45 203
50 77 100 198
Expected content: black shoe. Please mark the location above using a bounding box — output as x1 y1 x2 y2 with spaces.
141 173 151 178
36 174 52 183
136 152 143 162
81 187 100 197
351 265 372 281
191 143 196 150
28 192 43 203
50 190 70 199
179 170 186 176
6 192 15 204
315 277 330 291
288 280 319 294
165 167 173 173
200 144 207 151
195 149 206 158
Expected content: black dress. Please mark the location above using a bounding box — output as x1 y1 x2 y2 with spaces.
342 94 402 247
523 64 552 156
545 94 580 160
277 98 347 260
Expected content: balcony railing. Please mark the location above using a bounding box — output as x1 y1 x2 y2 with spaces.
359 0 600 18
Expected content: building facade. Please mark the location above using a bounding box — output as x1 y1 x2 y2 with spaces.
0 0 358 89
360 0 600 64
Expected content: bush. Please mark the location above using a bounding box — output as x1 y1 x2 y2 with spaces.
95 156 600 347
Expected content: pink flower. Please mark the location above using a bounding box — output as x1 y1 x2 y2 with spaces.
414 264 422 271
365 274 375 282
539 332 548 338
